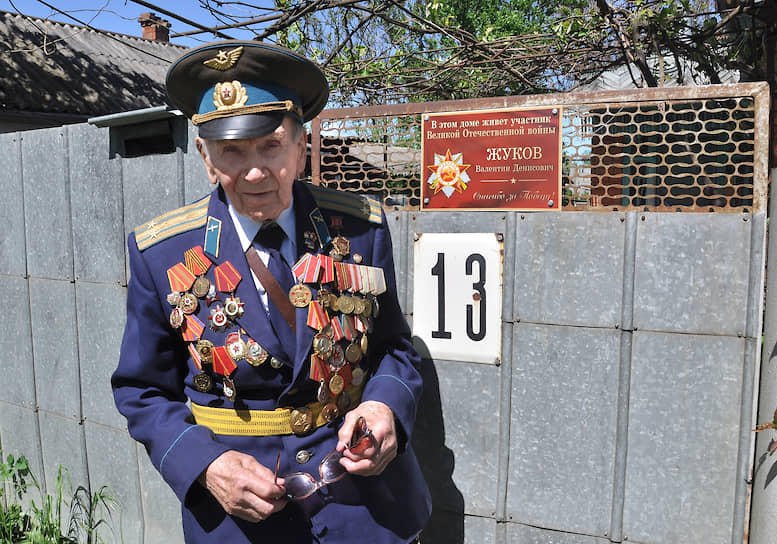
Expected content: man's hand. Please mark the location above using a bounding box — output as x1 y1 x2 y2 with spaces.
198 450 288 522
337 401 397 476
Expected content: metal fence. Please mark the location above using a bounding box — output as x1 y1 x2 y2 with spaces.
0 82 772 544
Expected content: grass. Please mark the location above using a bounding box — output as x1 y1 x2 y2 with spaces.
0 449 118 544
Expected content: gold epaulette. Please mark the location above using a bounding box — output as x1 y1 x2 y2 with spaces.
135 196 211 251
306 183 382 225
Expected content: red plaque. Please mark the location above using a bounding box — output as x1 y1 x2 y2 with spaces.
421 107 562 210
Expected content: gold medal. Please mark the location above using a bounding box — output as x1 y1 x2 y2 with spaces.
192 276 211 298
245 339 268 366
179 292 199 314
193 372 213 392
361 298 373 318
196 340 215 364
352 297 365 316
290 407 314 435
345 342 362 364
329 374 344 396
337 295 355 314
360 334 368 355
223 296 245 319
321 403 339 423
289 284 313 308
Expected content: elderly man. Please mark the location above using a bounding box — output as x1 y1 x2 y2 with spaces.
112 40 431 543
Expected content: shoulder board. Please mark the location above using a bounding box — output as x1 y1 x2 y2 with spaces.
306 183 382 225
135 196 211 251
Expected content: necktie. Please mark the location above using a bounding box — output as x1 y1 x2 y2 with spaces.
252 223 297 362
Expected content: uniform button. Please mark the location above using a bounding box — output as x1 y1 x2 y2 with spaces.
296 450 313 464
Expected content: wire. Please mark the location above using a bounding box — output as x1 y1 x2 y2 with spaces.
127 0 236 40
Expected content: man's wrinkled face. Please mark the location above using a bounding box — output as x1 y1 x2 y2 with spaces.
197 117 306 223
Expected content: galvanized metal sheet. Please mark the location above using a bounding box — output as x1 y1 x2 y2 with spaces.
419 499 497 544
0 132 25 276
22 127 73 280
38 411 88 496
623 330 744 543
385 210 408 313
77 282 127 429
68 124 125 285
513 211 625 328
1 277 35 408
183 123 212 204
0 402 43 480
29 278 80 419
507 524 610 543
506 323 619 536
413 358 501 517
122 152 183 245
409 211 507 318
633 213 751 336
85 423 143 544
137 442 185 543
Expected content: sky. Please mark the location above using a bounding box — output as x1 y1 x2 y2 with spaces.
0 0 274 47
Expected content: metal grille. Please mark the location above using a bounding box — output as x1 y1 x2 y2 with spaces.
311 83 769 213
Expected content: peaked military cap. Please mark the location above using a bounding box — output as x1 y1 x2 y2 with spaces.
166 40 329 139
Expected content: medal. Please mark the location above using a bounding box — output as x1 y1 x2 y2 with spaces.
337 295 355 315
331 236 350 259
211 345 237 376
290 407 314 435
319 254 336 284
193 372 213 392
345 342 362 364
226 332 246 361
167 292 182 306
352 296 365 316
367 294 380 318
351 366 365 386
329 343 346 371
329 373 344 396
321 403 339 423
313 332 334 358
167 262 196 293
304 231 317 250
209 305 228 331
222 376 237 401
337 391 351 413
360 334 369 354
184 246 212 276
317 380 330 403
169 307 184 328
192 276 211 298
223 296 245 319
206 283 220 305
245 339 268 366
196 340 215 364
310 354 331 382
289 283 313 308
179 292 199 314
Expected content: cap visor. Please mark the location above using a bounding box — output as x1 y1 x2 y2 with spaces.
197 112 286 140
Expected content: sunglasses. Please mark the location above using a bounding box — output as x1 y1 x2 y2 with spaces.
279 416 373 501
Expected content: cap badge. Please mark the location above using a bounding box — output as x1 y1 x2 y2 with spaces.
203 46 244 71
214 81 248 110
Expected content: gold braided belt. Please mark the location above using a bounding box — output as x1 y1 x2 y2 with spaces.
191 383 364 436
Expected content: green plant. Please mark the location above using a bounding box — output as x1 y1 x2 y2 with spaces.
0 450 118 544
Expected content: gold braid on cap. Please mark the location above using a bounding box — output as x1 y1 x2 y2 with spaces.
192 100 304 125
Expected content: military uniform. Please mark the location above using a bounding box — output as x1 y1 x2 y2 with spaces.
111 39 430 543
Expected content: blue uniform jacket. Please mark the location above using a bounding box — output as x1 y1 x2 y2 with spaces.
112 180 431 543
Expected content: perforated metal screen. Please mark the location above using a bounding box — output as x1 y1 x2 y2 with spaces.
311 83 769 214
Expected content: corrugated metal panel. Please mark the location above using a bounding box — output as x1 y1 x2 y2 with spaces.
0 11 183 116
